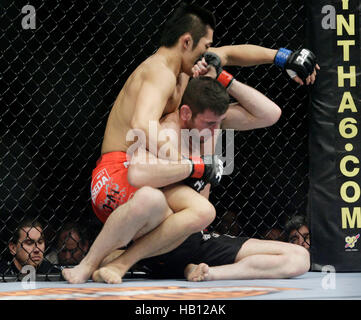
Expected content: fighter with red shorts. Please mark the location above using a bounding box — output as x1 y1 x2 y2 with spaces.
91 152 137 224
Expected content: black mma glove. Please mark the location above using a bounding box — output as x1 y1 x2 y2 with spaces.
186 155 224 192
274 48 317 81
200 52 235 89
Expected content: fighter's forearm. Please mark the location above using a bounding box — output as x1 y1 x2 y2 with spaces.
228 45 277 66
229 79 281 122
211 45 277 67
221 78 281 130
128 158 192 188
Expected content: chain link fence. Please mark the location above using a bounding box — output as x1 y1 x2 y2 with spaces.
0 0 310 277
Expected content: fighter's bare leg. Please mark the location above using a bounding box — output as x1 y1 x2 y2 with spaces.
94 184 216 284
99 249 125 268
92 204 179 283
187 239 310 281
62 186 171 284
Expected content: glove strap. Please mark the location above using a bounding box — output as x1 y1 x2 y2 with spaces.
217 70 234 89
189 156 205 179
274 48 292 68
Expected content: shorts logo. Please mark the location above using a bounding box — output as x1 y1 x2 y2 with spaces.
101 182 127 213
201 232 220 241
345 234 360 249
91 169 110 204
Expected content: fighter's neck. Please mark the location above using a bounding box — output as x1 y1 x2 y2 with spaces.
156 46 182 75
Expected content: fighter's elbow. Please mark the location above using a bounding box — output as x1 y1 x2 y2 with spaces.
271 105 282 125
264 105 282 127
130 118 147 133
128 164 146 188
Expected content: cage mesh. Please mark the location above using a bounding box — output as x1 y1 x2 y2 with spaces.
0 0 310 275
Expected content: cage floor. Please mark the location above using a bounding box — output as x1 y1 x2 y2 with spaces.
0 272 360 300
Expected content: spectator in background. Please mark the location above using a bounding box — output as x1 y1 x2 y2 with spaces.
0 218 59 277
215 211 242 237
46 222 89 266
284 215 310 250
263 227 284 241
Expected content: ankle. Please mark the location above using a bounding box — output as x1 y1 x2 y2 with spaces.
80 257 100 271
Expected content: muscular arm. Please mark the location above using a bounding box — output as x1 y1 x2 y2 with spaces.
221 79 281 130
130 68 182 161
209 44 319 85
128 148 192 188
209 45 277 67
129 110 194 188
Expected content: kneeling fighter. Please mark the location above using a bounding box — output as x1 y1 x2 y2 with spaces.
93 52 311 282
62 3 222 284
64 4 318 283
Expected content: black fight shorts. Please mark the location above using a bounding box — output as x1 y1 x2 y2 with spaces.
139 231 249 279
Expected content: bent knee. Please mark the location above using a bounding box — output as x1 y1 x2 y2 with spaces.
188 200 216 233
284 245 310 278
132 186 168 217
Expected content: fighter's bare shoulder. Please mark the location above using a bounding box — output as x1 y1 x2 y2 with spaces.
140 55 177 89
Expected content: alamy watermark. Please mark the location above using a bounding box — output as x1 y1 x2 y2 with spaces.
126 121 235 175
21 265 36 289
21 5 36 30
321 265 336 290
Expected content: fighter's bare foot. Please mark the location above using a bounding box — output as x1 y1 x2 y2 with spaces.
91 269 103 282
97 265 126 284
185 263 210 282
62 263 94 284
92 250 126 282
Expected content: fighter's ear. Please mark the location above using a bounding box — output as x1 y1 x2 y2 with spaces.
180 33 193 50
180 104 192 121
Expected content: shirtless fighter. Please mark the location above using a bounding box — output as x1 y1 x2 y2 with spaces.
63 2 318 283
90 45 318 284
62 3 221 284
95 54 311 282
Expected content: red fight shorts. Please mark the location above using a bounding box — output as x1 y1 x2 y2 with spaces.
91 152 138 223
